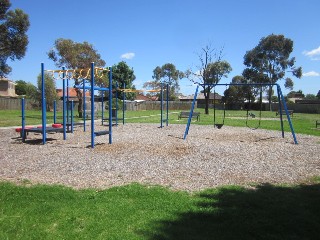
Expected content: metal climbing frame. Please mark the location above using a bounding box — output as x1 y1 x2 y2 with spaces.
183 83 298 144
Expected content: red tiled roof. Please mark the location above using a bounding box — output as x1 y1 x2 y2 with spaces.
56 88 90 97
135 93 158 101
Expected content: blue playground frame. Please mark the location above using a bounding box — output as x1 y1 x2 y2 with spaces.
21 63 112 148
183 83 298 144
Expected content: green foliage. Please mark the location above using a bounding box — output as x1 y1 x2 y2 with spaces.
0 180 320 239
152 63 184 100
48 38 105 70
14 80 27 95
0 0 30 77
223 75 256 108
37 73 58 110
48 38 106 117
305 94 317 100
104 97 124 111
15 80 39 103
243 34 302 108
112 61 137 101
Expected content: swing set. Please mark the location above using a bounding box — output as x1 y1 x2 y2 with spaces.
183 83 298 144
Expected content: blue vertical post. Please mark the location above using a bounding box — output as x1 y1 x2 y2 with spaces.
101 91 104 125
115 82 118 126
123 82 125 125
62 67 67 140
160 82 163 128
71 100 74 133
21 98 25 141
277 84 298 144
83 81 86 132
91 62 95 148
183 85 199 140
53 100 56 124
276 85 284 138
108 67 113 144
166 83 169 126
66 75 69 125
41 63 46 144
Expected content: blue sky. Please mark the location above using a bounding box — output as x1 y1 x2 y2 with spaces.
7 0 320 96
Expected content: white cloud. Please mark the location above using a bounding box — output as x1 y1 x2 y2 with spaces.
303 46 320 60
303 71 320 77
120 52 135 60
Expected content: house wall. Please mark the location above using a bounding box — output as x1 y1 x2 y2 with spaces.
0 80 16 97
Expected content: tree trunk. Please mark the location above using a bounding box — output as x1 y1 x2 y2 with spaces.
268 85 272 111
76 89 83 118
204 87 209 114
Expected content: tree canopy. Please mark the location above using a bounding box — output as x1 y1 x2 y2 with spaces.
48 38 106 117
151 63 184 100
37 73 58 111
187 45 232 114
0 0 30 77
243 34 302 108
112 61 136 100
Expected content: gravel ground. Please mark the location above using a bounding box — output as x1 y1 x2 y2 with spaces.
0 123 319 192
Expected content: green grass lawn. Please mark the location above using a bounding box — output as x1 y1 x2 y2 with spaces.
1 179 320 239
1 108 319 136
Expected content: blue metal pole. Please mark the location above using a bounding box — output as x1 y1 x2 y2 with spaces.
62 67 66 140
183 85 199 140
67 75 69 126
91 62 95 148
83 80 86 132
41 63 46 144
277 84 298 144
123 82 125 125
160 82 163 128
108 67 113 144
115 82 118 126
21 98 25 141
71 100 74 133
101 91 104 125
166 83 169 127
276 85 284 138
53 100 56 124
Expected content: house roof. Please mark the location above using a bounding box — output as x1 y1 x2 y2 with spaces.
135 93 157 101
179 92 222 100
56 88 90 97
0 78 15 84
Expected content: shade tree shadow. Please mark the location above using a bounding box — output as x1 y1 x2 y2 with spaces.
141 182 320 240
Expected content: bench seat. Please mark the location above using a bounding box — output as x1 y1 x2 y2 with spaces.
178 111 200 121
276 110 294 117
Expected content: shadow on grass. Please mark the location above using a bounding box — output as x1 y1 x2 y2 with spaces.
143 183 320 240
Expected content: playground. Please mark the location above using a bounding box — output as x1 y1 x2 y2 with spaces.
1 123 319 191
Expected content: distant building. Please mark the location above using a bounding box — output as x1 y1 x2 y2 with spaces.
0 78 17 97
56 88 90 101
134 93 158 102
179 92 222 104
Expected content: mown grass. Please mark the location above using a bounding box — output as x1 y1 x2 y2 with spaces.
1 180 320 239
1 108 319 136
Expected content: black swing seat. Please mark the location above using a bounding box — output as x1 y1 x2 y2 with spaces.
94 130 109 136
248 112 256 118
215 124 224 129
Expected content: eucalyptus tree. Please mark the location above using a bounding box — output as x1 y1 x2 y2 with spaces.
152 63 184 100
243 34 302 109
48 38 106 117
187 45 232 114
0 0 30 77
37 73 58 111
112 61 136 101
